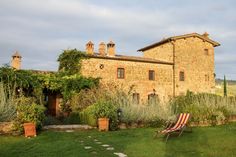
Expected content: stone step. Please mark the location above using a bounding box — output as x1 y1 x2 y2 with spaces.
43 124 96 130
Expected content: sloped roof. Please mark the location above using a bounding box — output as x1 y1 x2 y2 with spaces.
138 33 220 51
89 53 173 65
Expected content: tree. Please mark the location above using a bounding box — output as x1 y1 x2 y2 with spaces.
57 49 88 75
223 75 227 97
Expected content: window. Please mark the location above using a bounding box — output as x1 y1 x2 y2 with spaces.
117 68 125 79
133 93 140 104
149 70 155 80
148 93 159 104
205 74 209 81
179 71 185 81
204 49 209 55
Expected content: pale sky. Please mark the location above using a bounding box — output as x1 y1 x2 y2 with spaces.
0 0 236 79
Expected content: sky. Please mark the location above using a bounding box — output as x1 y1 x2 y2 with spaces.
0 0 236 80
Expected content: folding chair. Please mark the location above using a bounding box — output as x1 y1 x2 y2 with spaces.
155 113 191 142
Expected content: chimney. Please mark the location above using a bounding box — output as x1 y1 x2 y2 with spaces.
98 42 106 56
11 51 22 70
107 41 115 57
203 32 209 38
86 41 94 55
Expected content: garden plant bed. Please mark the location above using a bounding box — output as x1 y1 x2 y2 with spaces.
1 122 236 157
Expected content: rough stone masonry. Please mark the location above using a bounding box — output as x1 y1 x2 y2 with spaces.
80 32 220 103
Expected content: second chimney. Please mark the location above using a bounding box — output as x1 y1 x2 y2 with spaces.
107 41 115 57
99 42 106 56
86 41 94 55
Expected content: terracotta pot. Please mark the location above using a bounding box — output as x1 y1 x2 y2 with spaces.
98 118 109 131
23 123 36 137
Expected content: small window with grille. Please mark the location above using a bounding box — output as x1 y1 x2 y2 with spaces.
179 71 185 81
117 68 125 79
149 70 155 80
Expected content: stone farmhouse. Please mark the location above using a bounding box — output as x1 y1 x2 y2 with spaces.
10 32 220 113
81 32 220 103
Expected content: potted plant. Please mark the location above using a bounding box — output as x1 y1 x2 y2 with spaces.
14 97 46 137
92 100 117 131
23 122 36 137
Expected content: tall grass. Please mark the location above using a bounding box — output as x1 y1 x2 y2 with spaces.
0 82 17 122
73 85 236 126
171 92 236 123
75 85 175 126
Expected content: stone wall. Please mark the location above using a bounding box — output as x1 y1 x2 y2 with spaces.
0 122 13 134
81 58 173 103
174 37 215 95
143 42 173 63
142 36 215 96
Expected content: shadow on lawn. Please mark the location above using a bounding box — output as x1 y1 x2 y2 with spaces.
164 130 207 157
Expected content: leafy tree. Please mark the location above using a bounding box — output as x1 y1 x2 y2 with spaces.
57 49 88 75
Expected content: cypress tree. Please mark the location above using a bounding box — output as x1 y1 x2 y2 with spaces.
223 75 227 97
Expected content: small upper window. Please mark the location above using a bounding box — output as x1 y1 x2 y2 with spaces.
205 74 209 81
117 68 125 79
204 49 209 55
179 71 185 81
149 70 155 80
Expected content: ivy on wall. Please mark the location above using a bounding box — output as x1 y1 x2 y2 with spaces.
0 49 99 111
58 49 88 75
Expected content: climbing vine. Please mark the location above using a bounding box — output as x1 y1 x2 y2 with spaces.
0 49 99 112
57 49 88 75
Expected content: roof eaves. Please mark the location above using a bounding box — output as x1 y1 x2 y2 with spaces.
88 55 173 65
137 38 171 52
137 33 220 51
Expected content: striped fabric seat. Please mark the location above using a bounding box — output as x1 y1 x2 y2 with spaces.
161 113 190 134
155 113 191 142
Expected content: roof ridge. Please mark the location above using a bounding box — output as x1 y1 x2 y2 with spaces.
138 32 220 51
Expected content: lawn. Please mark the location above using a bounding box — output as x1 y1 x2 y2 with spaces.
1 123 236 157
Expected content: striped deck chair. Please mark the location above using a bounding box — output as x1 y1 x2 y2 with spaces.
156 113 191 142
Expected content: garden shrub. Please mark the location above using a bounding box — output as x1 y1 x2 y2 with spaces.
79 105 97 126
171 91 236 124
145 119 166 128
119 100 174 127
43 116 62 125
63 112 81 124
0 82 17 122
13 97 46 132
90 100 119 131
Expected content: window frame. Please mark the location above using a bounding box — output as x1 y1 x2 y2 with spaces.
204 49 209 55
148 93 159 104
117 68 125 79
132 93 140 104
149 70 155 81
179 71 185 81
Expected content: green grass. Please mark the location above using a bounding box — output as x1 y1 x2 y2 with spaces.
1 123 236 157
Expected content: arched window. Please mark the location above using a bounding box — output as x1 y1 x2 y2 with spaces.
148 93 159 104
132 93 140 104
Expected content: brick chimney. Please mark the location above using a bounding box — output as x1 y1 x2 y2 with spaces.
11 51 22 70
86 41 94 55
203 32 209 38
107 41 115 57
99 42 106 56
